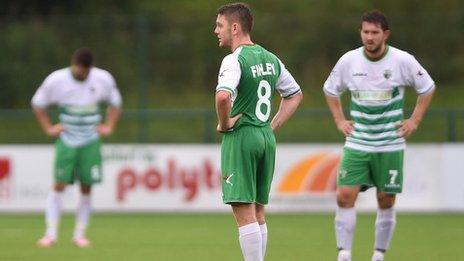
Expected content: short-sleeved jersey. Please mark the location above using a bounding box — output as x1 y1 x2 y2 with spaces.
216 44 301 129
323 45 435 152
32 67 122 148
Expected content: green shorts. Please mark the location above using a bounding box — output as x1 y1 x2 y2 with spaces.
220 125 276 205
338 148 403 193
54 138 102 185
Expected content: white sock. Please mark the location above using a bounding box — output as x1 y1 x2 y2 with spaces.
374 208 396 251
259 223 268 258
239 222 263 261
45 191 62 239
335 207 356 251
73 194 91 239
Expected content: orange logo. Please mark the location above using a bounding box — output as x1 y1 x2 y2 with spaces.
277 153 340 194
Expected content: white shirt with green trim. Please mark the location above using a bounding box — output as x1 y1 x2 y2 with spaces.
32 67 122 147
323 45 435 152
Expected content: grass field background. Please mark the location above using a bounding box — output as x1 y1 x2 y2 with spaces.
0 213 462 260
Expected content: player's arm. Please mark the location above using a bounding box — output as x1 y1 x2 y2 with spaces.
32 107 64 137
323 57 352 136
398 89 434 137
97 73 122 137
271 92 302 131
272 60 303 131
399 54 436 137
215 54 241 133
97 106 121 137
324 95 353 137
31 77 63 137
215 91 241 132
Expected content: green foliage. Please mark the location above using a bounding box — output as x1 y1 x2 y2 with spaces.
0 1 463 109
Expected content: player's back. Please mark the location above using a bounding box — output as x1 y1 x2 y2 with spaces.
232 44 281 128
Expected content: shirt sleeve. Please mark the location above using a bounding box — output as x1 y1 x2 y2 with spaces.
404 54 435 95
104 73 122 107
31 74 55 108
216 54 241 95
323 56 348 97
275 59 301 98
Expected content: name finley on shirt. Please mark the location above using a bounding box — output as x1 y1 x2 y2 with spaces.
250 63 276 78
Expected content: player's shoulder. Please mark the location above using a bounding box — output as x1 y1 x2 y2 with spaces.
41 68 72 88
46 67 70 80
239 44 282 69
338 47 363 64
259 45 281 62
241 44 278 59
90 67 113 78
257 45 286 73
90 67 115 82
329 47 363 70
387 45 416 63
222 47 243 62
220 48 243 69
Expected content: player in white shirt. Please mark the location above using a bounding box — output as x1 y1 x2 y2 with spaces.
323 11 435 261
32 48 122 248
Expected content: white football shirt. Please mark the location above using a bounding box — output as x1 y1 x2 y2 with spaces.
323 45 435 152
32 67 122 147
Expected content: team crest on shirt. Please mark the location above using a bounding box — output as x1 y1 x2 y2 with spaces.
383 69 392 79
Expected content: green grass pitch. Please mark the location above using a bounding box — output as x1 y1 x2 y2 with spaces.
0 213 462 260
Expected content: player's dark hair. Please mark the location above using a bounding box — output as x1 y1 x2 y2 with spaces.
71 48 94 67
361 10 389 31
217 2 253 34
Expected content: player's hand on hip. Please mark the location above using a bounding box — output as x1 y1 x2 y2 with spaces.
397 119 419 138
46 124 64 137
97 124 114 137
217 114 242 133
335 119 354 136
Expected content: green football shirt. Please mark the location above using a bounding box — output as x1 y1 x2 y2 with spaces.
216 44 301 129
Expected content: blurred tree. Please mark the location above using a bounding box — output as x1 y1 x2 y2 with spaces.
0 0 462 109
